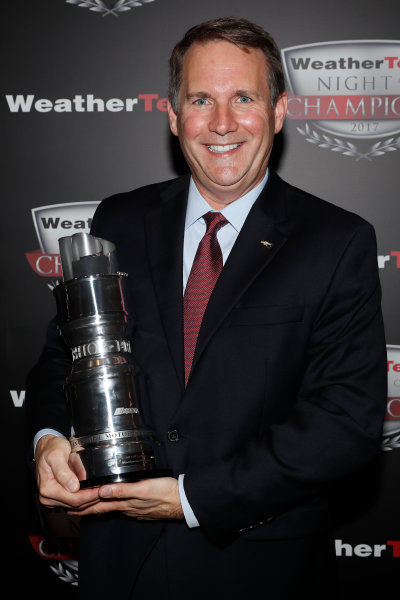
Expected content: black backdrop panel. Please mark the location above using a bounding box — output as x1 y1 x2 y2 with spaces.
2 1 399 596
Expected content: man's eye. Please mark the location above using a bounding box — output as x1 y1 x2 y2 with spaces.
237 96 251 103
194 98 209 105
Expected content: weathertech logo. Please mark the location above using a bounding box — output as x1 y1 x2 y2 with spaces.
5 94 167 113
378 252 400 269
282 41 400 160
26 202 99 279
335 539 400 558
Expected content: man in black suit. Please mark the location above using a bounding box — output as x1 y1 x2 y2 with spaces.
27 17 387 599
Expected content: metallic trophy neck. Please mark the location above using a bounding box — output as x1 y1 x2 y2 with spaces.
53 274 132 348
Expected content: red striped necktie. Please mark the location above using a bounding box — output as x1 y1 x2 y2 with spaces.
184 211 228 386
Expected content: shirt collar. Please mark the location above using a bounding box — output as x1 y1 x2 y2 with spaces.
185 170 269 233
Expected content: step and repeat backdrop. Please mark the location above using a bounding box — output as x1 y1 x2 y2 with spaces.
3 0 399 597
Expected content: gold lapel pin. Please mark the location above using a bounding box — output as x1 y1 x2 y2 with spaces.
260 240 273 248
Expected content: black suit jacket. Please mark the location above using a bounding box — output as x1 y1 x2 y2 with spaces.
26 171 387 598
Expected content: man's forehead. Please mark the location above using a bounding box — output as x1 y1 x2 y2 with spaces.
181 41 268 81
183 39 262 62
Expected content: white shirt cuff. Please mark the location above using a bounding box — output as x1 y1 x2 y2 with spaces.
178 473 200 528
33 428 66 455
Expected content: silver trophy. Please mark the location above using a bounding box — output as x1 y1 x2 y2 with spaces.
53 232 167 488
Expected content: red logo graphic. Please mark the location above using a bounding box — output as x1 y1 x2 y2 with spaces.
383 345 400 451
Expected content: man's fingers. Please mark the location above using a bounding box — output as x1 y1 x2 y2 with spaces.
98 478 153 499
35 435 100 508
68 500 132 516
67 497 161 517
98 477 175 500
39 492 100 510
39 479 100 509
59 477 183 518
41 445 79 492
51 462 80 492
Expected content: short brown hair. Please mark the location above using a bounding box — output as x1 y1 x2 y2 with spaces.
168 16 286 112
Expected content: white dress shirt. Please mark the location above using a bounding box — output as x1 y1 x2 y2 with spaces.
179 171 269 527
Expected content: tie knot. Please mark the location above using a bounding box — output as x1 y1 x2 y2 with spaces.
203 211 228 236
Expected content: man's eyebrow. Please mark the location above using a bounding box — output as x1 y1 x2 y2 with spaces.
185 89 264 101
185 91 212 100
234 89 263 99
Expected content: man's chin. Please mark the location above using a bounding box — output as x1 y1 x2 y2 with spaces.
195 176 259 208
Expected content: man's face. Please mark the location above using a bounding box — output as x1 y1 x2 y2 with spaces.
168 40 287 209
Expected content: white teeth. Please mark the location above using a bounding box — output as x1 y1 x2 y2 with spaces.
207 143 241 153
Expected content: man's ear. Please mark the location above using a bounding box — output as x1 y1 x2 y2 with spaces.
274 92 288 134
167 101 179 137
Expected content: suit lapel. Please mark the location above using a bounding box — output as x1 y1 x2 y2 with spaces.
145 172 297 393
145 176 189 391
189 172 295 381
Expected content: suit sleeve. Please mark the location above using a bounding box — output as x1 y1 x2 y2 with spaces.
25 316 72 450
183 220 387 542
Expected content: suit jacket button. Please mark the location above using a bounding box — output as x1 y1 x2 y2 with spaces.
167 429 180 442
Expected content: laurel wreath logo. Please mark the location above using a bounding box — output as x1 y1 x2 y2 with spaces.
47 279 59 292
297 123 400 161
382 432 400 451
66 0 154 17
50 560 79 586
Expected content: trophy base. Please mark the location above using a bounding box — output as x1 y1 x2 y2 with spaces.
79 468 173 489
68 436 171 490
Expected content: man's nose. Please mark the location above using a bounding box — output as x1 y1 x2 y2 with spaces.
208 103 238 135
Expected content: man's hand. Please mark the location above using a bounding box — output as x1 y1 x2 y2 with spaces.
68 477 184 520
36 437 183 520
35 434 100 510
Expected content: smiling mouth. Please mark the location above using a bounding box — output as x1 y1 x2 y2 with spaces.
207 143 241 153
